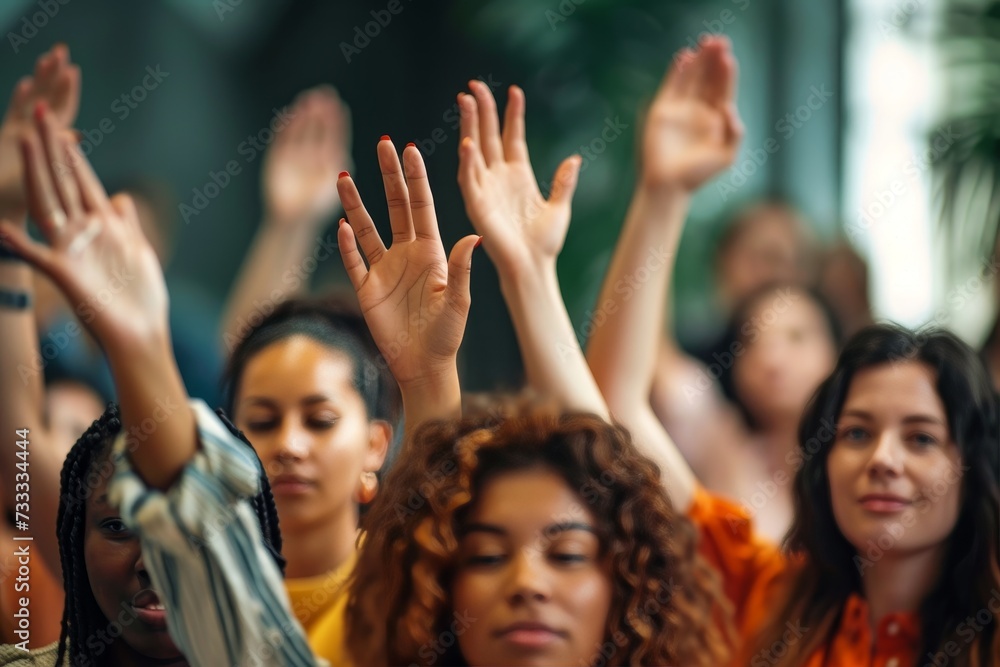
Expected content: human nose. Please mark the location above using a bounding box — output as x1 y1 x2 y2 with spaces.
504 547 552 605
867 430 904 478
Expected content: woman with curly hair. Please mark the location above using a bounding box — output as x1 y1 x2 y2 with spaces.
346 407 732 666
336 36 739 666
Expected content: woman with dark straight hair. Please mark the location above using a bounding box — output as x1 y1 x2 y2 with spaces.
585 31 1000 665
745 324 1000 665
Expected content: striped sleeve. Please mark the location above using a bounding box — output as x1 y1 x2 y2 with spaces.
107 399 326 667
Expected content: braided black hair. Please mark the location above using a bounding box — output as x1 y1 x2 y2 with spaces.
54 403 284 666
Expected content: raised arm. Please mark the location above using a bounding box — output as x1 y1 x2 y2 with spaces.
1 104 322 667
221 86 350 350
456 81 608 419
586 37 743 511
336 138 479 437
0 106 193 492
0 44 80 576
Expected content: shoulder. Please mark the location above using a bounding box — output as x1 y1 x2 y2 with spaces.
0 642 59 666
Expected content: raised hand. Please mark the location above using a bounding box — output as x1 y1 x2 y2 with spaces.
457 81 580 277
0 44 81 220
263 85 351 227
0 105 167 350
337 138 479 390
641 35 743 193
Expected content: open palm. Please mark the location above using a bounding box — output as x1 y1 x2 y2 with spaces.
457 82 581 276
0 108 167 349
336 139 478 387
0 44 80 219
642 37 743 192
263 85 351 226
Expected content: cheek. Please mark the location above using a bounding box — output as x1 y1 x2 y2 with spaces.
825 449 857 512
451 572 497 622
84 535 134 615
315 422 370 472
916 460 964 537
564 570 612 637
733 355 759 389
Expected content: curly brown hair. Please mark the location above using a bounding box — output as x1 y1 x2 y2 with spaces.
345 404 734 666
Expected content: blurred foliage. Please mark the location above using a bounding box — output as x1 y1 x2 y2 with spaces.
0 0 837 388
930 0 1000 280
447 0 742 336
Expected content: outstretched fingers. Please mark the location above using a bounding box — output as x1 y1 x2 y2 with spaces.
337 218 368 292
402 144 440 242
20 132 63 239
377 137 414 245
38 107 82 220
548 155 582 206
468 80 504 166
501 85 530 164
0 220 52 274
444 234 481 317
337 172 386 265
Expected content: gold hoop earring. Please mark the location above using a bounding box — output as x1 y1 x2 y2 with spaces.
355 471 378 504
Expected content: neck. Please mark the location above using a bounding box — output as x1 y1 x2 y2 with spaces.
754 420 800 474
281 506 358 579
107 640 188 667
860 546 943 629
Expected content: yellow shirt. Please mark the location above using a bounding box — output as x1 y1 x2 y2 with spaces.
284 552 356 667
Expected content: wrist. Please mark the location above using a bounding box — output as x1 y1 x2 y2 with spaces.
497 256 558 295
398 365 460 396
399 366 462 423
103 325 173 370
263 213 315 232
635 179 692 205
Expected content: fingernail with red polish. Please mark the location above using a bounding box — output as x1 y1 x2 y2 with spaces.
474 236 483 249
338 171 349 179
34 101 47 121
406 142 415 148
380 134 390 142
339 218 346 227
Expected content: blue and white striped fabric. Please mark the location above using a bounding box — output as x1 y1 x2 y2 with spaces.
108 399 326 667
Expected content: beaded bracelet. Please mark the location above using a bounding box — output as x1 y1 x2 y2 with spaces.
0 288 30 310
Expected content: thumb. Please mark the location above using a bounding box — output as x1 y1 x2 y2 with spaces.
0 221 53 275
724 103 744 152
548 155 582 206
444 234 482 317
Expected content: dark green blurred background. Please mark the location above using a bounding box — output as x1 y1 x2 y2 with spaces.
0 0 843 390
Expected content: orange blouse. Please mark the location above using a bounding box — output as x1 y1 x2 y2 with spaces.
688 486 922 667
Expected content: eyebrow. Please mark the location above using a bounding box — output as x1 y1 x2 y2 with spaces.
840 410 945 426
461 521 597 537
241 394 335 408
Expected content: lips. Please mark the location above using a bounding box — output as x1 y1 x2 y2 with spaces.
859 493 913 513
130 590 168 629
270 473 315 494
494 621 567 649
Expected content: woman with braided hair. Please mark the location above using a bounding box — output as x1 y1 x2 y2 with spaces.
0 402 286 666
0 102 320 665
